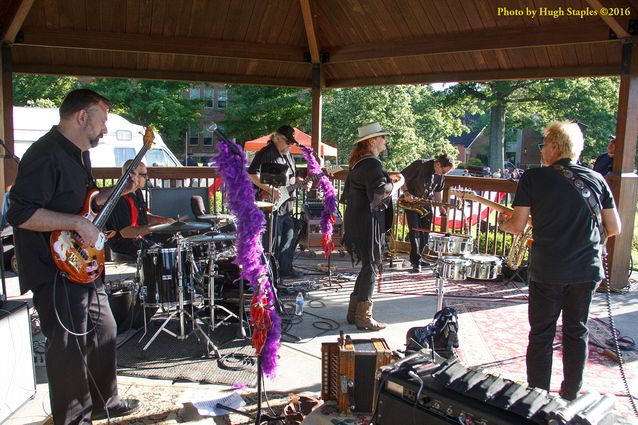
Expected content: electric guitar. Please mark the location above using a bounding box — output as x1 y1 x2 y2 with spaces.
449 187 514 215
262 165 343 212
50 127 155 284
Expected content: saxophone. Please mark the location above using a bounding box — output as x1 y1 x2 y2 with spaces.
397 196 457 217
505 225 533 270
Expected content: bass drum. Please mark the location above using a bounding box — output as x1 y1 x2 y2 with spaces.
465 254 502 280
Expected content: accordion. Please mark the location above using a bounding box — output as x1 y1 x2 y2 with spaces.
321 332 393 414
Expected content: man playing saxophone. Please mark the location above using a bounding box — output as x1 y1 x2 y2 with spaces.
400 154 455 273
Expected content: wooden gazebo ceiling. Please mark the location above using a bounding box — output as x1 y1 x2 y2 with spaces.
2 0 635 88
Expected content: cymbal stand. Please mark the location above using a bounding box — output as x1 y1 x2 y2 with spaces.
204 244 246 339
435 240 447 311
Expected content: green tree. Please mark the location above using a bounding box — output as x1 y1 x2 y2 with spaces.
83 79 203 153
13 74 78 107
221 85 312 141
446 78 619 170
322 85 463 170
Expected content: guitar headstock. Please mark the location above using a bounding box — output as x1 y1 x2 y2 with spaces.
143 126 156 149
324 165 344 176
449 186 476 200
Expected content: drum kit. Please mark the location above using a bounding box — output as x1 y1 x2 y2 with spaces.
132 213 248 356
426 233 503 310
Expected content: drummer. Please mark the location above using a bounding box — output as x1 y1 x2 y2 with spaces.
106 160 174 261
400 154 455 273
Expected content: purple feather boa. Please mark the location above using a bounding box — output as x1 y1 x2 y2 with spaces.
215 140 281 377
299 145 338 257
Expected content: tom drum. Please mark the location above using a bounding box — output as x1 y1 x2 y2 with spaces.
465 254 502 280
439 256 471 280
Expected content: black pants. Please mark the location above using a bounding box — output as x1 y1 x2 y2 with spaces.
272 212 296 275
526 280 597 399
352 255 380 302
405 209 432 267
32 276 119 425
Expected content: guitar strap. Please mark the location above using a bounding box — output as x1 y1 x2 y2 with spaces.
551 163 605 246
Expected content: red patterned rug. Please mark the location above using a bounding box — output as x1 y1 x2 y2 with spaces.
446 298 638 397
377 269 528 300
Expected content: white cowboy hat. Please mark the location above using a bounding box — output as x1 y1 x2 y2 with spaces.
354 122 389 144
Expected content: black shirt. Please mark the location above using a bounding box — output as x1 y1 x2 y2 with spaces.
593 153 613 176
105 189 149 258
247 142 296 215
401 159 444 199
512 159 615 284
7 126 95 294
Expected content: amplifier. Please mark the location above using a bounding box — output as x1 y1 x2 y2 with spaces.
300 202 343 249
321 332 393 414
0 301 36 423
376 355 615 425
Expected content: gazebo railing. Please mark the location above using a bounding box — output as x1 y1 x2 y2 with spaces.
92 167 518 258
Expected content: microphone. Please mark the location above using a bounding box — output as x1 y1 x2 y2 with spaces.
209 122 243 157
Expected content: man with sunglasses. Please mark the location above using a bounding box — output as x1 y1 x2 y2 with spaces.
500 121 621 401
105 160 174 260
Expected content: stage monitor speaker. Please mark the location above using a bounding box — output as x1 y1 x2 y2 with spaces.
149 187 210 221
0 301 36 422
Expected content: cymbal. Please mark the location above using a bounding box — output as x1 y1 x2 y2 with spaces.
255 201 274 210
185 233 237 243
198 213 235 221
148 221 211 234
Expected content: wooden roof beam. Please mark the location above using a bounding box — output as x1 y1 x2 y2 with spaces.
329 22 615 64
12 64 312 88
2 0 35 44
17 28 307 64
326 65 619 88
585 0 631 38
300 0 320 64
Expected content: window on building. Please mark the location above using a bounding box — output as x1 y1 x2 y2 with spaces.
189 87 201 100
217 90 228 109
204 88 214 108
189 126 200 145
203 125 213 145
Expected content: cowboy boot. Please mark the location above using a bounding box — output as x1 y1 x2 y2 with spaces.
346 294 358 324
355 301 386 331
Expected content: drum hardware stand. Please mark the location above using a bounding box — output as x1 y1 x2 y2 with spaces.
202 245 247 339
435 244 447 311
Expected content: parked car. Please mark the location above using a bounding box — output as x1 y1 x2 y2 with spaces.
465 165 492 177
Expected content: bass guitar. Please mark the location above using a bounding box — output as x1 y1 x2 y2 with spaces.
50 127 155 284
262 165 343 212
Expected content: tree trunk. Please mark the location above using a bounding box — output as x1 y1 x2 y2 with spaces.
488 102 505 173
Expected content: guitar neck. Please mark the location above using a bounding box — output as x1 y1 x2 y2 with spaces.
286 172 323 192
94 130 153 229
452 190 513 214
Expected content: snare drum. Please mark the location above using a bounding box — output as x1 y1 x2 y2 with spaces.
427 233 447 252
439 256 471 280
444 235 473 255
139 247 191 307
465 254 502 280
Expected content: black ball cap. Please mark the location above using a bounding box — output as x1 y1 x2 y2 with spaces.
276 125 297 145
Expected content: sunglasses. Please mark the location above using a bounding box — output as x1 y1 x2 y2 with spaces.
538 143 544 151
135 173 148 178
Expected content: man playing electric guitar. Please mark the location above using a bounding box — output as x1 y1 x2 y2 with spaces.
8 89 141 424
248 125 311 279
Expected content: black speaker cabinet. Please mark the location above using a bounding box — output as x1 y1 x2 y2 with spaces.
0 301 36 422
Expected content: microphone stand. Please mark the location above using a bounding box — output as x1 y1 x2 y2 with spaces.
210 134 286 425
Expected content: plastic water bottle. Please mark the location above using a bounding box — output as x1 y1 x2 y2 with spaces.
295 292 304 316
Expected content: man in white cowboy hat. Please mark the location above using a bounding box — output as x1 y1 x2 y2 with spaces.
342 122 404 330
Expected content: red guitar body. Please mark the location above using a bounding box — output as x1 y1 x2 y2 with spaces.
50 189 104 284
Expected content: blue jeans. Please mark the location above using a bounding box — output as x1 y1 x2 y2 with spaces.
526 280 597 399
271 212 296 275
